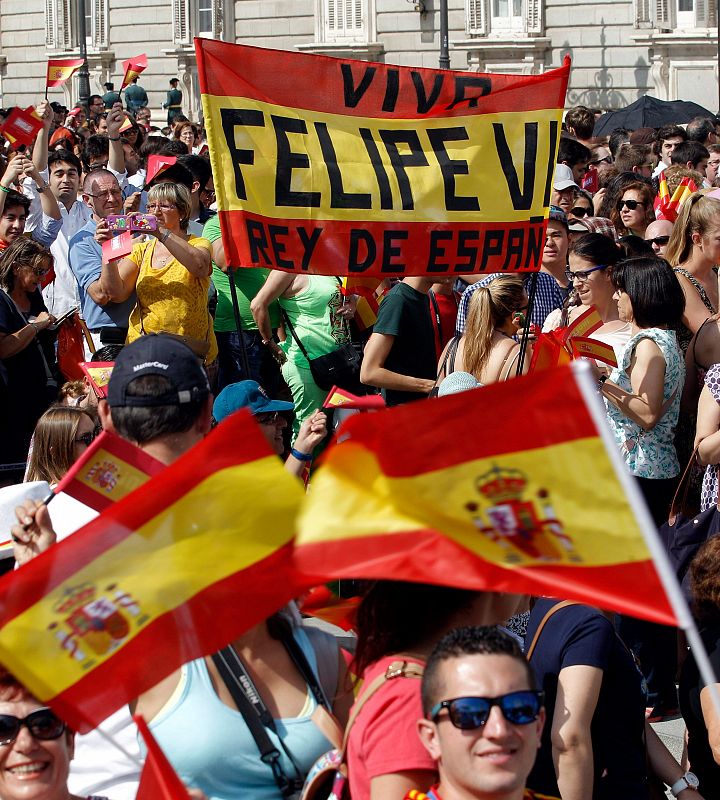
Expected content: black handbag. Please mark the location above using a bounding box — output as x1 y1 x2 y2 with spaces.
658 448 720 601
281 309 364 394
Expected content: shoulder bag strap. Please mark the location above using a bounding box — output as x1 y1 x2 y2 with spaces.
211 648 302 798
447 336 459 374
436 336 459 382
341 660 424 755
280 307 313 363
499 345 522 382
525 600 580 661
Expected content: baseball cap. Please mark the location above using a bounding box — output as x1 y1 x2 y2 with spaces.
213 381 294 423
554 164 578 192
107 334 210 407
548 205 569 229
438 371 482 397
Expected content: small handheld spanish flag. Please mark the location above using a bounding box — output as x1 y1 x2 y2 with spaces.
46 58 84 89
322 386 386 410
571 336 617 368
121 54 148 89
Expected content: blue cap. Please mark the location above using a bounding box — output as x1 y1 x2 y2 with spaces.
213 381 294 422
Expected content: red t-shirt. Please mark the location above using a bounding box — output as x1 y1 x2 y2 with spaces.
347 656 435 800
428 290 460 359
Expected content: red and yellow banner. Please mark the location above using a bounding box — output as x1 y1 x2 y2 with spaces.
570 336 617 368
46 58 84 88
0 411 303 732
295 365 676 626
196 40 570 277
54 430 164 512
322 385 386 410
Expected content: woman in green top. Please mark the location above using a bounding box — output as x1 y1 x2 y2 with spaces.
251 273 355 442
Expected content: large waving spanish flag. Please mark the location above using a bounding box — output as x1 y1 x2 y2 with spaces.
197 40 570 277
0 411 303 732
295 363 677 626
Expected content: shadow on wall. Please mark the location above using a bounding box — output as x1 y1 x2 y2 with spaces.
561 20 638 110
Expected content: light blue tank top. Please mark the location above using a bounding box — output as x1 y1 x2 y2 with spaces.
148 628 332 800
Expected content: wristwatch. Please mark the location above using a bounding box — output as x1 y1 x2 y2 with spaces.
671 772 699 796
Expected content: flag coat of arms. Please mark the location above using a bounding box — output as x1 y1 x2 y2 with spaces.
0 411 303 732
295 363 677 626
46 59 84 88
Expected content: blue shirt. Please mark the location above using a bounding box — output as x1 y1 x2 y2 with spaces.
456 272 569 336
68 219 136 331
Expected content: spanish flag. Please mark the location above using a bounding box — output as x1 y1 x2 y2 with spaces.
54 430 164 512
529 330 571 372
323 386 386 410
570 336 617 368
560 305 602 343
46 58 84 89
80 362 114 399
295 364 676 626
342 277 386 331
121 54 148 89
135 715 190 800
0 411 303 732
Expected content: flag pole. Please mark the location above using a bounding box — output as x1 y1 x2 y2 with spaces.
516 269 539 376
227 267 252 379
573 360 720 719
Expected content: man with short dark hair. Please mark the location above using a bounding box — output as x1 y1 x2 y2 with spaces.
670 140 710 174
557 137 591 183
102 82 120 109
614 143 657 178
124 75 148 115
88 94 105 123
564 106 595 146
686 117 717 148
414 626 549 800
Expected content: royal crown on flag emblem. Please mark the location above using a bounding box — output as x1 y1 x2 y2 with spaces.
465 464 581 566
475 465 527 503
48 582 146 664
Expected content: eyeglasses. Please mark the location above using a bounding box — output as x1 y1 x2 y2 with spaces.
570 206 591 218
201 187 215 199
146 203 177 213
75 431 97 447
616 199 645 211
590 156 612 166
429 691 544 729
0 708 66 746
646 235 670 247
256 412 280 425
85 188 122 199
565 264 608 282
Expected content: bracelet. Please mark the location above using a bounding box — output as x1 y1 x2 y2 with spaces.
0 185 10 194
28 322 39 335
160 229 171 244
108 136 121 141
290 447 313 462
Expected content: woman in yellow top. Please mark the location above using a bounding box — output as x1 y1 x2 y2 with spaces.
98 182 217 365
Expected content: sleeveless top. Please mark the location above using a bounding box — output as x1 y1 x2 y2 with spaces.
605 328 684 479
279 276 349 367
148 627 332 800
701 363 720 511
673 267 717 354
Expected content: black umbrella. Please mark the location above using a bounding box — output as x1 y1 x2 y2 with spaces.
593 95 716 136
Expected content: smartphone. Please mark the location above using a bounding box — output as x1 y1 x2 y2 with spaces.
106 215 130 231
130 213 157 231
47 307 78 330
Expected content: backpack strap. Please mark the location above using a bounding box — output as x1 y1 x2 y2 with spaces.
525 600 580 660
341 660 424 755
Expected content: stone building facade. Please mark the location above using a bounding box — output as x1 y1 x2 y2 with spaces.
0 0 716 117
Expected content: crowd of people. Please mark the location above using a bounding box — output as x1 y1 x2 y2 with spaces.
2 84 720 800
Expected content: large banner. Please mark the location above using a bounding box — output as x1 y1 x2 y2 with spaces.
196 41 570 277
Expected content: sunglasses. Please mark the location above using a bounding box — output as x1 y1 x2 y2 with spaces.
590 156 612 166
570 206 591 218
646 235 670 247
0 708 66 746
616 199 644 211
256 412 280 425
430 691 544 729
565 264 608 282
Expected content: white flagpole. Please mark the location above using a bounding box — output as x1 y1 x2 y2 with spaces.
573 360 720 718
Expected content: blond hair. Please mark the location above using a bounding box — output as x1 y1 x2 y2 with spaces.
665 192 720 266
463 276 525 379
147 182 191 230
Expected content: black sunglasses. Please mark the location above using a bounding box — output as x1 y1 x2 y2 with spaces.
429 691 544 729
616 199 644 211
570 206 591 218
75 431 97 447
646 235 670 247
0 708 66 746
